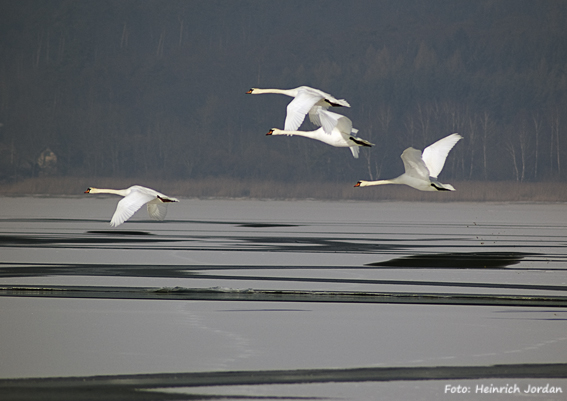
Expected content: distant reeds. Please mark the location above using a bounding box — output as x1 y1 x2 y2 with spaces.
0 177 566 202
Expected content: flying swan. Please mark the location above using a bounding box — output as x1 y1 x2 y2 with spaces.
84 185 179 227
246 85 350 133
266 108 373 158
355 133 462 191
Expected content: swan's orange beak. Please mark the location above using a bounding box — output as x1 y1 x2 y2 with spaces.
354 182 361 187
266 129 274 136
246 89 253 94
84 188 91 193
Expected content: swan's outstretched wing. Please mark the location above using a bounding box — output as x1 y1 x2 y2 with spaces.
285 86 350 132
334 113 353 137
400 147 430 180
147 201 168 221
110 190 156 227
310 87 350 108
316 109 352 137
349 146 360 158
308 105 330 131
285 89 324 131
421 133 462 179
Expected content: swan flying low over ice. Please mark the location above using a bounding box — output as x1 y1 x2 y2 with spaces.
84 185 179 227
355 133 462 191
266 108 373 158
246 85 350 134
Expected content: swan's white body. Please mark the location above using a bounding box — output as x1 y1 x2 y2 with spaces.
85 185 179 227
266 109 373 158
246 86 350 133
355 133 462 191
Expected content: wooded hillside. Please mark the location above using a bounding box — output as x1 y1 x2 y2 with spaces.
0 0 565 188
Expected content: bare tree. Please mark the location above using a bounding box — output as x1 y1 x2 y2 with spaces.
416 103 435 145
506 140 520 181
549 110 561 177
479 111 492 180
178 17 184 48
517 121 529 182
120 22 129 49
157 28 166 57
467 116 477 178
363 104 392 180
532 112 542 179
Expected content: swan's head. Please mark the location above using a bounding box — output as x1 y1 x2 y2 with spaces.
354 181 363 187
84 187 93 193
266 129 275 136
246 88 258 94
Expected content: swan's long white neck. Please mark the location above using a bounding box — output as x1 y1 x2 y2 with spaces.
356 179 398 187
250 88 298 97
87 187 129 197
268 128 319 139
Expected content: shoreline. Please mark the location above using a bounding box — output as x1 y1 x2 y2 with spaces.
1 176 566 203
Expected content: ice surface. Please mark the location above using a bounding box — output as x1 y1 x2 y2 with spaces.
1 197 566 399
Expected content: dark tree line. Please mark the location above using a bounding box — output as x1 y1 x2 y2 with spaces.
0 0 566 184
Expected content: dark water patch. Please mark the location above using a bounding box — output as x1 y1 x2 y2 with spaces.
1 218 105 223
367 252 535 269
87 230 154 236
217 308 311 312
2 262 567 293
0 232 403 252
2 230 567 255
236 236 405 253
490 317 567 321
0 234 173 246
238 223 299 228
1 363 566 401
489 309 567 321
2 285 567 307
1 217 301 228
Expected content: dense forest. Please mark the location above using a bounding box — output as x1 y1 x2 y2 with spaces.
0 0 566 188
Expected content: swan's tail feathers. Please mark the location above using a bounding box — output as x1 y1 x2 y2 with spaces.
349 136 374 147
157 195 179 203
349 146 360 158
147 203 168 221
325 98 351 108
431 181 456 191
147 195 178 220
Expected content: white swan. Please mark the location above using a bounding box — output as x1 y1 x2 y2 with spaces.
355 133 462 191
266 109 373 158
84 185 179 227
246 86 350 133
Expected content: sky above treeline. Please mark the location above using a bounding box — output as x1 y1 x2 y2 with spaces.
0 0 566 183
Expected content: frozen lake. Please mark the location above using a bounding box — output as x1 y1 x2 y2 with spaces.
1 197 566 400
